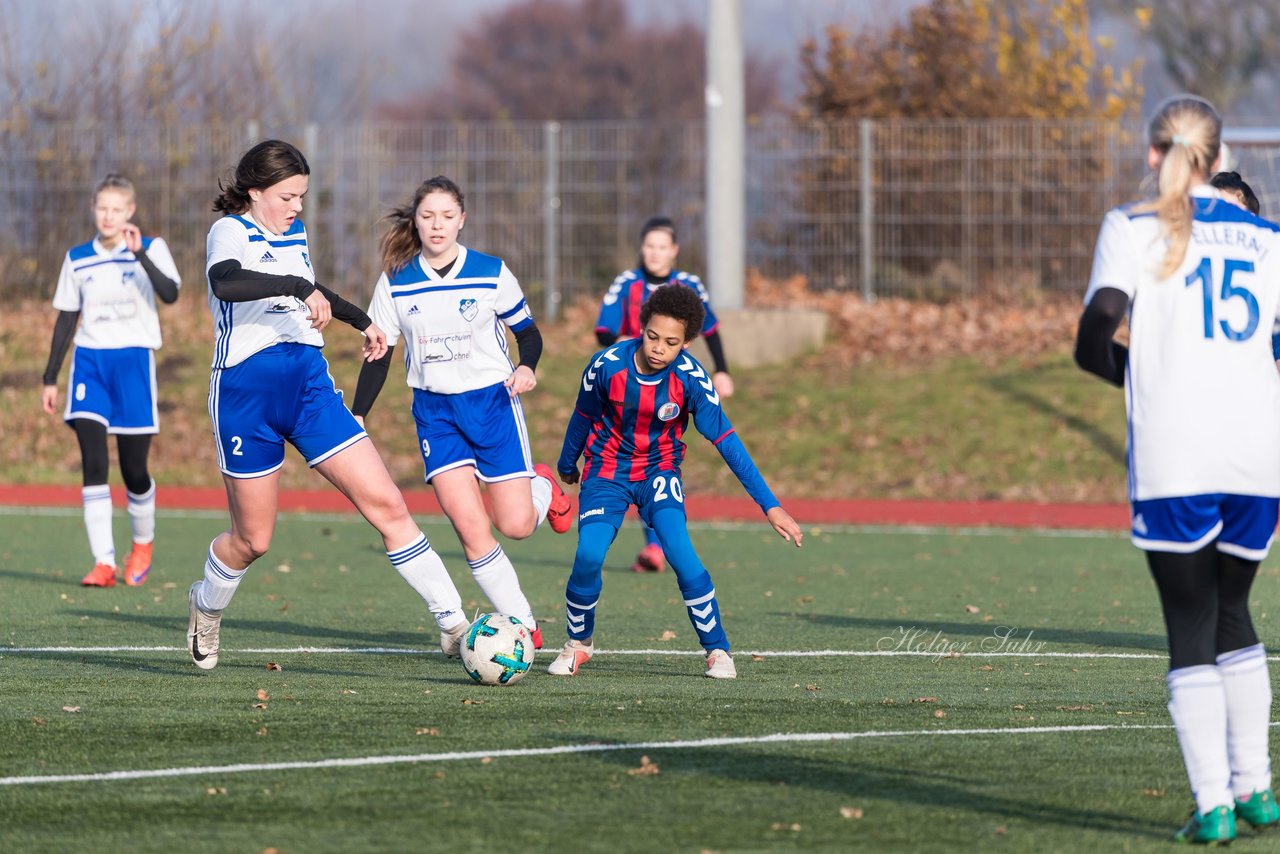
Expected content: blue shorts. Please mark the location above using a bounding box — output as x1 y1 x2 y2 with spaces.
1132 494 1279 560
412 382 533 483
208 343 366 479
65 347 158 434
577 473 687 530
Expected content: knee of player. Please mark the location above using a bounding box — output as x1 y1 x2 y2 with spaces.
232 531 272 562
493 512 537 541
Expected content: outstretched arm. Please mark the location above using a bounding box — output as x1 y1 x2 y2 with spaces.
557 360 605 482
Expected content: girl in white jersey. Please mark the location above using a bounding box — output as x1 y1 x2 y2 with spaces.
41 174 181 588
1076 96 1280 844
186 142 469 671
353 176 574 652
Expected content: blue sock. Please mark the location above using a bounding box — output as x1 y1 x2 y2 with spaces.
565 522 616 641
651 510 729 652
642 521 660 547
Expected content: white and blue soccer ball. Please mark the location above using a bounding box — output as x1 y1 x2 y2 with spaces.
460 613 535 686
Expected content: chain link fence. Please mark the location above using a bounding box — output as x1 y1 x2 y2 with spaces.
3 118 1276 309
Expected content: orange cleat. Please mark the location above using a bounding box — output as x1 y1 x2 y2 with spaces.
530 622 544 650
631 543 665 573
123 542 152 587
534 464 574 534
81 562 117 587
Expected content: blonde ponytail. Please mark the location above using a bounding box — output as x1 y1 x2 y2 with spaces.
1133 96 1222 280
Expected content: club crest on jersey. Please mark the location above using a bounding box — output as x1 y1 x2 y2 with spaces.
301 251 311 270
260 250 278 263
458 298 478 321
657 402 681 422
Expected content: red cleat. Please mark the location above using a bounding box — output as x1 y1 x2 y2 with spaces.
534 464 574 534
81 562 117 587
530 622 544 650
631 543 665 573
123 542 152 587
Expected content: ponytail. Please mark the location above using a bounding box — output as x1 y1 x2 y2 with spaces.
1133 96 1222 280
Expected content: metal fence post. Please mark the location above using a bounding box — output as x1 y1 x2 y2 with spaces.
543 121 561 322
859 118 875 303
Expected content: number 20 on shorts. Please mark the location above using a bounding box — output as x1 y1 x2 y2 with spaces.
652 475 684 503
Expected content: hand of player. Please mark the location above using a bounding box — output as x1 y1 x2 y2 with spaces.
304 289 332 331
767 506 803 547
362 323 387 361
41 384 58 415
121 223 143 254
504 365 537 396
559 467 580 485
712 371 734 398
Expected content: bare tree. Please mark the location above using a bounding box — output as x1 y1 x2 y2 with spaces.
1095 0 1280 112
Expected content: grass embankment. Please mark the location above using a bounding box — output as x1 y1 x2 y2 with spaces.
0 293 1128 503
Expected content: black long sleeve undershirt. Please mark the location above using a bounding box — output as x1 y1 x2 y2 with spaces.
1074 286 1129 388
352 346 394 418
133 247 179 304
703 329 729 375
514 323 543 372
207 260 370 330
43 310 79 385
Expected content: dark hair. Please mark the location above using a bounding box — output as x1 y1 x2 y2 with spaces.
1210 171 1261 215
640 284 704 342
640 215 678 244
380 176 466 274
212 140 310 214
94 172 135 203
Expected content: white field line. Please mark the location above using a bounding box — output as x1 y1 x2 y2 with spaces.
0 646 1190 659
10 722 1264 788
0 503 1125 539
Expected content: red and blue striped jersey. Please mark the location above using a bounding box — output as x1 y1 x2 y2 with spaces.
558 339 778 513
595 268 720 340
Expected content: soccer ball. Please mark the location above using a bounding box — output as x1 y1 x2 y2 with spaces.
460 613 535 686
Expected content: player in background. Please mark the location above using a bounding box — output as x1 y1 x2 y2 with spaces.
1074 96 1280 844
596 216 734 573
187 142 468 670
353 176 573 653
552 285 802 679
1210 171 1261 215
41 174 181 588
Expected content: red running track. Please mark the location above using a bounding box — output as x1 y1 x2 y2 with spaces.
0 484 1129 530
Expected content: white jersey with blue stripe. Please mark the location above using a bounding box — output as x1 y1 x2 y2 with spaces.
206 213 323 369
367 245 535 395
52 236 180 350
1085 185 1280 501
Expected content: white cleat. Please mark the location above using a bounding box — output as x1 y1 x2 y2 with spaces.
439 620 469 658
704 648 736 679
187 583 222 671
547 639 593 676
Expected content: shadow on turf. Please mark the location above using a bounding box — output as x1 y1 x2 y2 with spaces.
593 746 1171 840
8 648 388 678
67 608 433 649
986 373 1126 465
786 614 1167 653
0 567 78 586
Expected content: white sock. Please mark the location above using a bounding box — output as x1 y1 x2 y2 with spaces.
388 533 466 630
1168 665 1234 814
197 543 245 612
530 474 552 529
82 485 115 566
127 479 156 545
1218 644 1274 799
468 544 535 626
